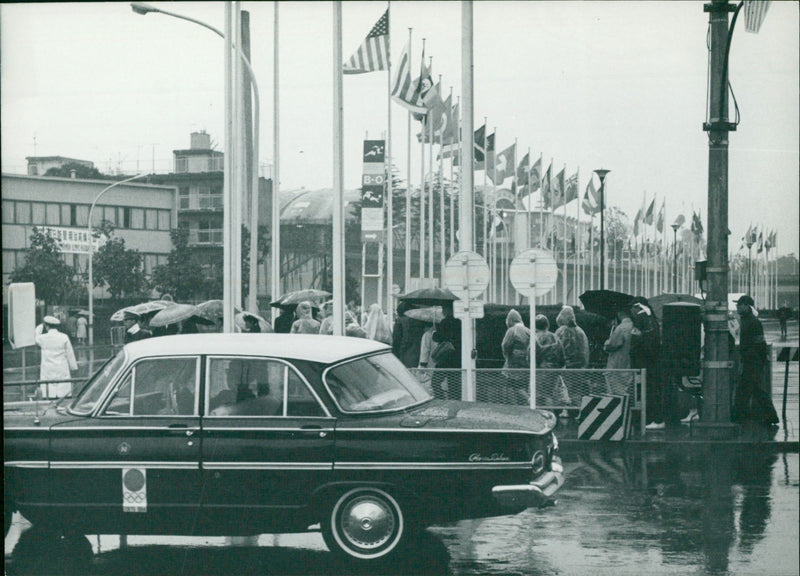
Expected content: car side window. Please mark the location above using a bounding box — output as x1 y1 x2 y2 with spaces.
104 357 198 416
207 358 284 417
287 369 325 417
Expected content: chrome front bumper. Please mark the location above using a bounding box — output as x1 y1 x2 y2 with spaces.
492 457 564 509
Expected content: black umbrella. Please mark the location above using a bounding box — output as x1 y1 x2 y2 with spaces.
579 289 635 319
397 287 459 306
648 293 703 322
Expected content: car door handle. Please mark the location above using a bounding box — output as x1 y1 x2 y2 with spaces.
168 423 194 436
300 424 328 438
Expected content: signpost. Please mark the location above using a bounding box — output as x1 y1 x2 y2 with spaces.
509 248 558 409
445 250 490 400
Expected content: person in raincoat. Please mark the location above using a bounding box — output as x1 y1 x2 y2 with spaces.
534 314 565 407
392 301 426 368
603 307 634 395
364 303 392 345
290 301 321 334
35 315 78 398
501 309 531 403
554 306 590 369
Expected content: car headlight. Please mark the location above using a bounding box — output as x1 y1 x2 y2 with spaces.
532 451 546 475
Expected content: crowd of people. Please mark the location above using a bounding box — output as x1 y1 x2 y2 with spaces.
31 292 783 427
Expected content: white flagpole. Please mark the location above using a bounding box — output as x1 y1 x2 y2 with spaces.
483 117 488 267
386 9 394 323
332 1 345 335
438 77 446 281
562 165 567 305
449 90 456 258
404 28 412 291
427 61 435 281
574 168 579 305
271 2 281 323
419 39 426 281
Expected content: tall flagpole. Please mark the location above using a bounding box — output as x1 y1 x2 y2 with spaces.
419 38 426 281
449 91 457 258
332 1 345 335
574 168 579 304
438 84 446 278
589 215 595 291
427 61 435 281
482 116 488 269
271 2 281 323
404 28 412 291
386 5 394 323
562 165 567 305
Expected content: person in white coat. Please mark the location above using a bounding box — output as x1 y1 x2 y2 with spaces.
35 315 78 398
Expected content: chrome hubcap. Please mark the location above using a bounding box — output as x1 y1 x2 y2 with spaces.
341 496 395 549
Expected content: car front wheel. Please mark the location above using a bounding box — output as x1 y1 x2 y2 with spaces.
321 487 409 563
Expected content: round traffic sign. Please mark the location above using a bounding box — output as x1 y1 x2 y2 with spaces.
444 251 490 299
509 248 558 298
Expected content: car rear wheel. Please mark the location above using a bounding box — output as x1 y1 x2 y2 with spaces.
321 487 409 563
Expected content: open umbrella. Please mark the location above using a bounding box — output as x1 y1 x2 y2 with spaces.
110 300 172 322
579 289 635 320
403 306 444 324
234 311 273 333
648 293 703 322
149 303 212 328
397 287 459 306
277 289 332 306
195 299 243 322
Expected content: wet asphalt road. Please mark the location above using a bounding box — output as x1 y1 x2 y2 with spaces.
5 447 798 576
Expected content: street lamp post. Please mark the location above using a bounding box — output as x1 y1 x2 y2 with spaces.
671 222 681 293
131 2 263 318
593 169 610 290
87 174 145 346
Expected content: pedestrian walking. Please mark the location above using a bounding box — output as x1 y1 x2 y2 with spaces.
430 303 461 400
501 309 531 404
290 301 321 334
603 307 634 396
318 301 334 335
628 299 666 430
554 306 590 369
777 302 791 341
75 314 88 345
417 321 437 390
391 301 426 368
364 303 392 345
35 315 78 398
534 314 565 406
274 307 295 334
732 295 779 425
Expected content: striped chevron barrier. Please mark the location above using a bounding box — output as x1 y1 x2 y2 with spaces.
578 394 630 441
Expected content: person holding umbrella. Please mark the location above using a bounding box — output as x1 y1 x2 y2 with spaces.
290 301 321 334
123 311 151 343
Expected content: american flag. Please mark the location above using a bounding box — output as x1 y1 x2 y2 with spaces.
391 41 427 113
343 10 389 75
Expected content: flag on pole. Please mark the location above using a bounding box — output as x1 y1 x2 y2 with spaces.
691 211 703 236
529 155 542 193
485 132 496 173
633 207 643 236
550 167 566 209
417 88 449 143
644 198 655 225
391 41 427 113
541 162 552 208
490 143 515 185
564 170 579 204
517 152 530 188
757 230 764 253
412 47 434 122
343 10 389 75
656 200 665 233
442 101 459 144
581 178 600 215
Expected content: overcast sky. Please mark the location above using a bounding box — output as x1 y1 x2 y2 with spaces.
2 1 797 257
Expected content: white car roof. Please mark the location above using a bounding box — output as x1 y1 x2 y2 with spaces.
123 333 389 364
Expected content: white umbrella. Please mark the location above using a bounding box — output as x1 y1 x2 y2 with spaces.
404 306 444 324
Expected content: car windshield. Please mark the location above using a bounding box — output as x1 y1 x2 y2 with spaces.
69 351 127 415
324 352 432 413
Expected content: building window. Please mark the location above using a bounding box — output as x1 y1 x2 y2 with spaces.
46 203 61 225
2 201 14 223
131 208 144 229
75 205 89 227
104 206 118 226
176 157 188 173
146 209 158 230
179 186 190 209
63 204 73 226
31 202 46 225
3 250 16 273
15 202 31 224
159 210 171 230
123 207 131 229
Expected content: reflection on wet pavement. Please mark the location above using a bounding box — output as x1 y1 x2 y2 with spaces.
5 448 798 575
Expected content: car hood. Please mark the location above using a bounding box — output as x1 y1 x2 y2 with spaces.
3 400 80 429
394 400 556 435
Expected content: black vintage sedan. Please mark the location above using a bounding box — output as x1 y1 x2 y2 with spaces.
4 334 563 563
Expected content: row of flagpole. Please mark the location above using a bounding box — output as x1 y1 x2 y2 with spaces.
339 5 782 314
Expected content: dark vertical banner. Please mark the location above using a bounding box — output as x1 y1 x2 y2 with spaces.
361 139 386 242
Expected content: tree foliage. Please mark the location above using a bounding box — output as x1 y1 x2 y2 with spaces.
44 162 107 180
151 227 209 301
92 221 145 300
10 227 81 306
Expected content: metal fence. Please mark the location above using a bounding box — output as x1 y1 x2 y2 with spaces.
411 367 646 435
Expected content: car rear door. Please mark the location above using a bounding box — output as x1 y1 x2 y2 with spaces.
49 356 202 532
199 356 335 529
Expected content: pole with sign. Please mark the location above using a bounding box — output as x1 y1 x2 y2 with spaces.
444 250 489 400
509 248 558 409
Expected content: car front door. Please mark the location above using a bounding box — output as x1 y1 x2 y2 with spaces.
200 356 335 532
49 356 202 533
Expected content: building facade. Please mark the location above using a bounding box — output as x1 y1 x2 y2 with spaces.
1 174 177 304
25 156 95 177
